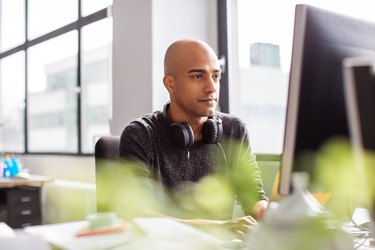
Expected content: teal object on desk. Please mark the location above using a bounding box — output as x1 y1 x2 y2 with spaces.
87 212 118 229
2 157 20 177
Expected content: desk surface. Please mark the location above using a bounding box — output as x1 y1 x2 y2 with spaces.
0 174 54 187
24 217 228 250
23 216 375 250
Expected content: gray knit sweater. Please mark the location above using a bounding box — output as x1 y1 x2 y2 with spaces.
119 110 267 216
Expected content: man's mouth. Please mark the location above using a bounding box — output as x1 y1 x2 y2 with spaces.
200 98 217 102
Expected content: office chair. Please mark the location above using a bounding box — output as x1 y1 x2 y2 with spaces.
94 135 121 212
94 135 121 162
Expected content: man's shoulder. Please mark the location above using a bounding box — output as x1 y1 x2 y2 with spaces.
216 111 245 127
123 111 164 134
215 111 248 139
130 111 163 127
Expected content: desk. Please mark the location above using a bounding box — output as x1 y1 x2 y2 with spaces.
16 207 375 250
18 216 375 250
0 175 53 187
0 175 53 228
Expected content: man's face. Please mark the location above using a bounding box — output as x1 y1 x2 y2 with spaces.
167 46 221 119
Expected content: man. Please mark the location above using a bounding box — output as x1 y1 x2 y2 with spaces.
119 38 268 235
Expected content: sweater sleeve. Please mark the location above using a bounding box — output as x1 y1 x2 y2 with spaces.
119 120 155 196
223 118 268 215
120 120 153 165
235 141 268 214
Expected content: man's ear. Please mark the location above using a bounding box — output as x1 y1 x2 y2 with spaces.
163 75 174 94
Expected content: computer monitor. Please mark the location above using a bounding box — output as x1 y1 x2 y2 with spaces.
279 4 375 196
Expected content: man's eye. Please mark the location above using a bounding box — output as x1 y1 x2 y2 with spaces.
192 74 203 79
213 74 221 80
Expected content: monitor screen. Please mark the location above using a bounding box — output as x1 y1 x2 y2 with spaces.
279 4 375 196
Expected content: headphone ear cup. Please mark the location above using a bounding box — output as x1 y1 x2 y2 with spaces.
202 118 223 144
170 122 194 148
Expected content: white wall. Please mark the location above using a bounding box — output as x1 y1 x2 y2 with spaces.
111 0 153 136
20 154 95 183
21 0 218 183
111 0 218 135
151 0 218 113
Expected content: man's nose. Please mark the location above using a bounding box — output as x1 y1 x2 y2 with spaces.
204 77 218 93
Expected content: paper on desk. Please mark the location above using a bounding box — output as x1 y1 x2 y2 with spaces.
24 221 137 250
24 218 228 250
0 222 16 238
115 217 226 250
352 207 371 225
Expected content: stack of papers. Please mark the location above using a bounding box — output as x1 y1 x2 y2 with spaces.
24 217 232 250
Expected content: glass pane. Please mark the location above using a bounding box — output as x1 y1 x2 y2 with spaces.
28 0 78 40
81 18 112 153
27 31 78 153
0 51 25 152
81 0 112 17
232 0 375 154
0 0 25 52
234 0 292 154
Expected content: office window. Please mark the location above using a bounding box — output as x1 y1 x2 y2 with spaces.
227 0 375 154
82 0 112 17
81 18 112 153
0 52 25 152
0 0 25 52
0 0 112 154
28 0 78 40
28 32 78 153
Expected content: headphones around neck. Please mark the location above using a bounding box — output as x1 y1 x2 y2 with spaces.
162 103 223 149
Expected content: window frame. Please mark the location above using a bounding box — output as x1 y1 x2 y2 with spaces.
0 0 111 156
217 0 229 113
217 0 282 159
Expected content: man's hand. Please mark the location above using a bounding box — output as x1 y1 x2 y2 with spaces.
222 215 258 239
178 215 258 239
252 200 268 221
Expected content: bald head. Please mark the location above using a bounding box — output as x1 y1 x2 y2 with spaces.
162 38 221 123
164 39 219 76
